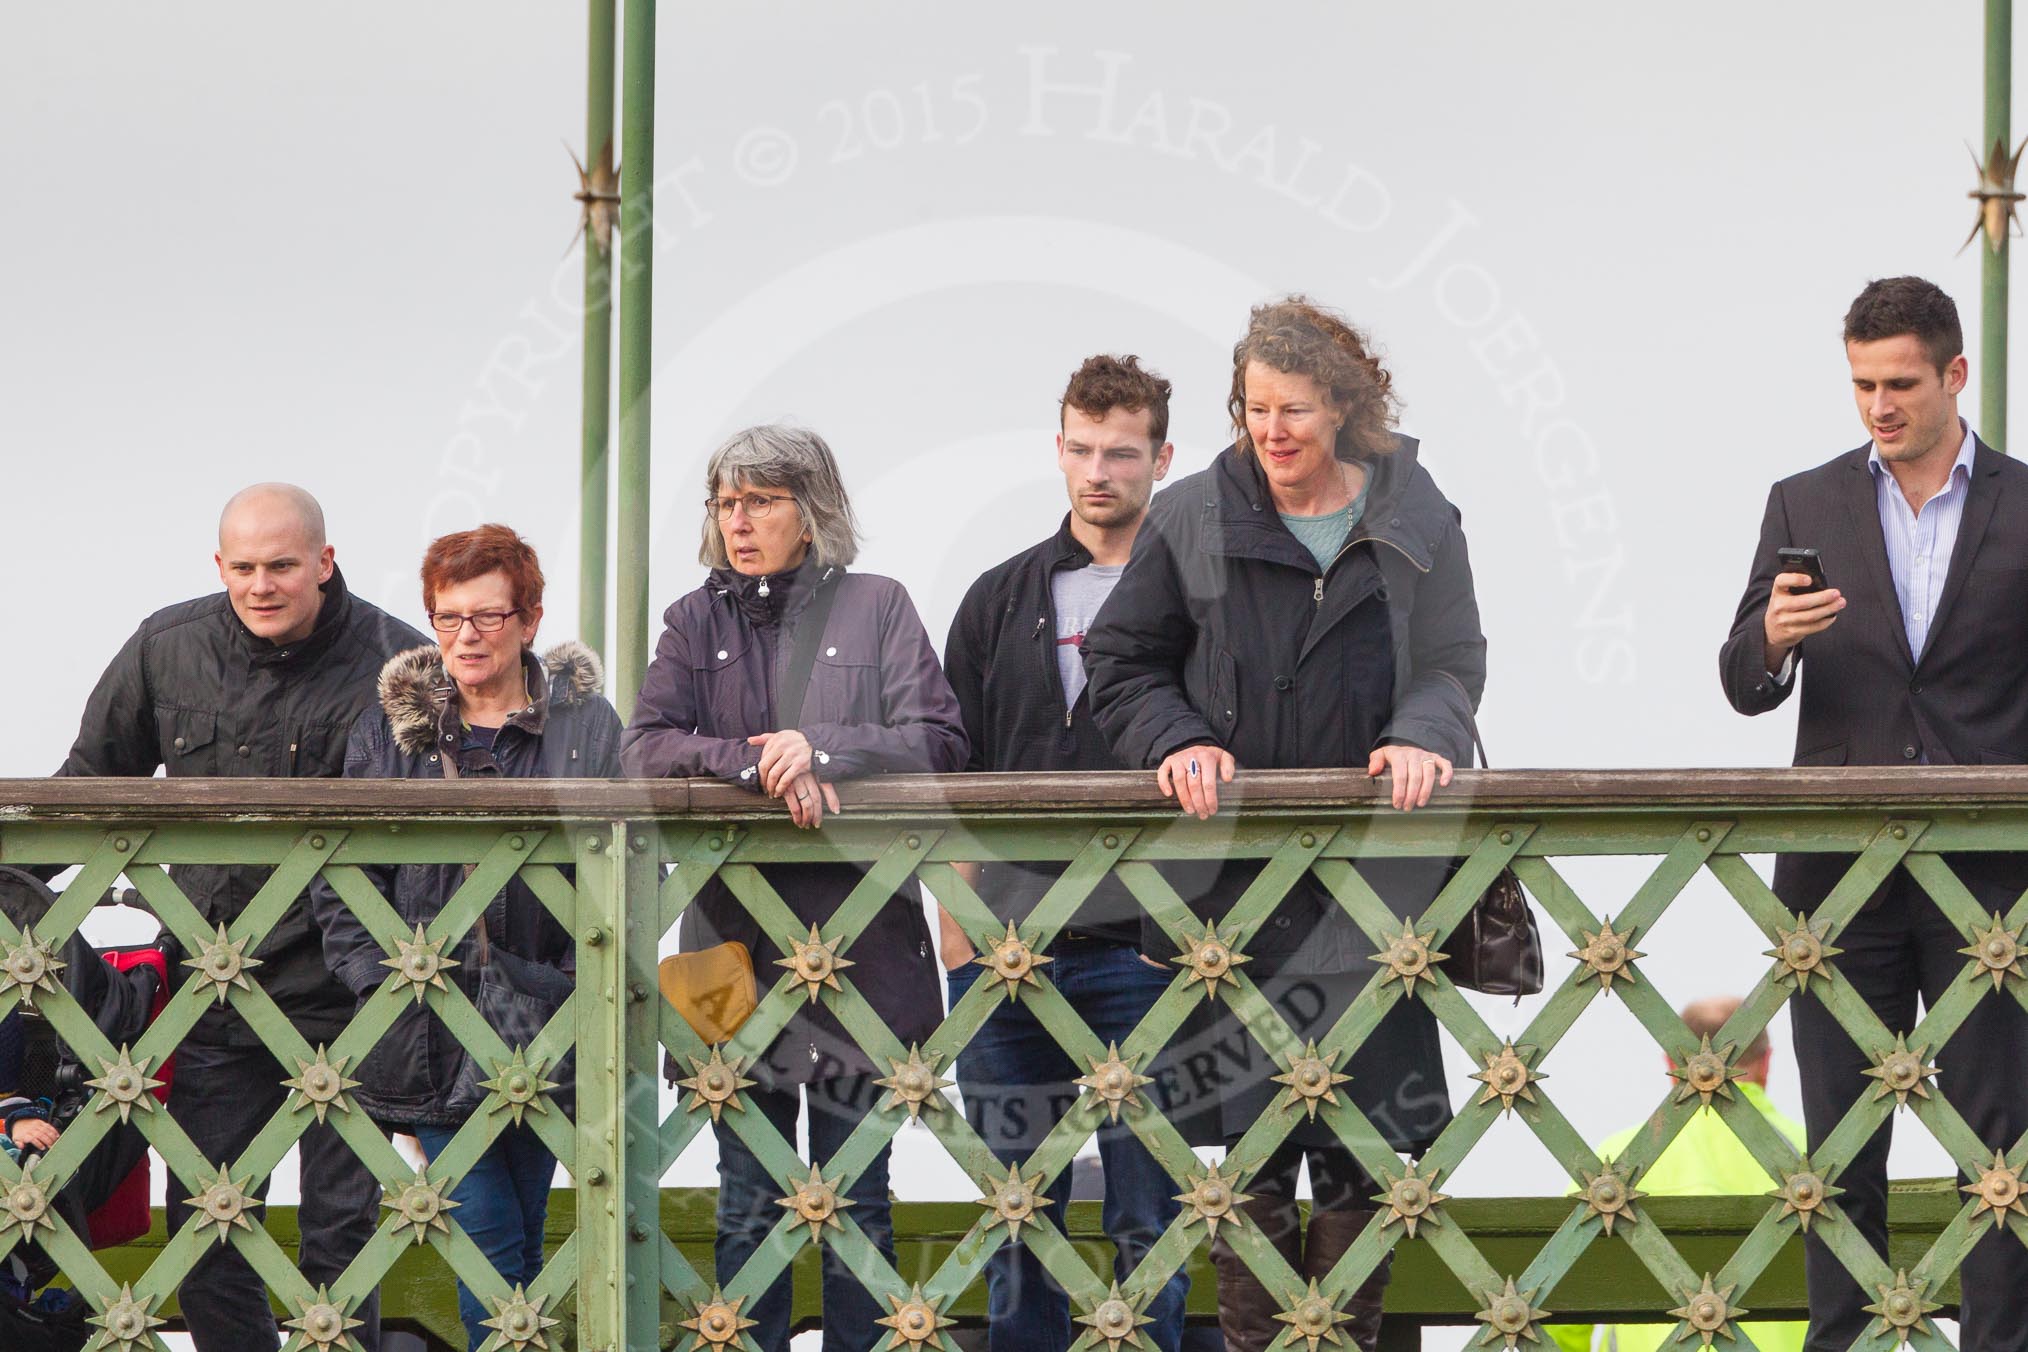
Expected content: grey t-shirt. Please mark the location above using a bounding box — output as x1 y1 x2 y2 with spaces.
1050 562 1125 709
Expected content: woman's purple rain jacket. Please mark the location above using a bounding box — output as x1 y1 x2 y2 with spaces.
622 560 967 1086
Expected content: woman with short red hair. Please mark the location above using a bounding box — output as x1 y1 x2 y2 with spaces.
311 524 621 1350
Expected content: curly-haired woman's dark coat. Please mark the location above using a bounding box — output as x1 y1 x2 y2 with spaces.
311 641 622 1129
1083 436 1486 1152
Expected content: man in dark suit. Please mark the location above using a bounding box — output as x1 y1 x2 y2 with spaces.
1720 276 2028 1351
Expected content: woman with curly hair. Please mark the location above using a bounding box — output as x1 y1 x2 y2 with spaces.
1084 297 1487 1351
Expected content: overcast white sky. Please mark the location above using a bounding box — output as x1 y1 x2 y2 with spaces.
2 3 2010 1331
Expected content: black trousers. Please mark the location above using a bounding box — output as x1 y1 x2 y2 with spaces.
164 1040 382 1352
1791 873 2028 1352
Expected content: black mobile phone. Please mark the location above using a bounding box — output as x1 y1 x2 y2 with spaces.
1776 546 1828 594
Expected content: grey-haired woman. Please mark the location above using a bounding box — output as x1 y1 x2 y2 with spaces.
622 425 967 1352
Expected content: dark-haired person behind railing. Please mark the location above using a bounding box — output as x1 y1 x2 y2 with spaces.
1084 297 1486 1352
310 524 621 1352
622 425 966 1352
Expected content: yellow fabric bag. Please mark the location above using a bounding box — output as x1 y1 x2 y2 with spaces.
657 942 757 1044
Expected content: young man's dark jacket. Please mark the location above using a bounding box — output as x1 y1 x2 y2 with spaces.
311 641 621 1128
942 515 1142 944
56 567 425 1046
1082 435 1485 1151
622 560 967 1087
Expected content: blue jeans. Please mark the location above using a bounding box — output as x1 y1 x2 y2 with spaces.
713 1074 895 1351
414 1123 554 1350
948 939 1187 1352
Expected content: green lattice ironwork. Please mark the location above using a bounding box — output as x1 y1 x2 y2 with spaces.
5 770 2028 1350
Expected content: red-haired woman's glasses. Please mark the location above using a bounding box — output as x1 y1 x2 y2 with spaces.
428 610 522 634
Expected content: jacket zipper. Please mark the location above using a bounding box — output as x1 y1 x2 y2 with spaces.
1347 534 1431 573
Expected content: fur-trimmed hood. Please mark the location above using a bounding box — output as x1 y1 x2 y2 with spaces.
379 640 604 756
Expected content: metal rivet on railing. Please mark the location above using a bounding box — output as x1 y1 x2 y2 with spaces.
1300 832 1317 848
1863 1035 1937 1108
680 1288 757 1348
1569 918 1643 994
1375 1162 1448 1238
1473 1278 1549 1349
85 1046 163 1123
1770 1161 1843 1232
587 835 605 852
707 836 724 851
1667 1276 1743 1347
1076 1042 1153 1122
381 924 458 1003
874 1285 951 1348
1892 824 1908 839
1102 833 1120 849
1271 1040 1351 1120
1275 1279 1351 1352
1372 917 1447 999
1696 828 1711 842
89 1284 164 1349
113 837 130 852
875 1044 952 1120
778 1163 854 1242
976 1160 1052 1238
1766 913 1843 992
0 930 66 1008
508 834 525 850
677 1048 756 1122
1498 830 1514 845
631 834 649 853
1470 1042 1544 1115
1862 1271 1941 1344
284 1287 363 1351
382 1170 459 1245
0 1159 54 1242
628 982 648 1003
1173 923 1251 1003
584 926 606 947
976 920 1052 1002
585 1168 607 1186
1578 1159 1646 1235
309 834 326 850
1078 1282 1153 1351
480 1287 561 1349
283 1047 360 1124
478 1050 557 1125
1963 1151 2028 1230
1670 1035 1743 1107
1176 1157 1253 1239
1959 912 2027 989
777 923 854 1002
905 834 922 850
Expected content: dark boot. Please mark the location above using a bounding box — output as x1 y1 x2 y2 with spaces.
1210 1193 1302 1352
1304 1207 1391 1352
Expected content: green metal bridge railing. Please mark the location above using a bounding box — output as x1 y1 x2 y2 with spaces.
3 768 2026 1351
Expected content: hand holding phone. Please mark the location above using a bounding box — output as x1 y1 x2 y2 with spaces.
1765 545 1844 667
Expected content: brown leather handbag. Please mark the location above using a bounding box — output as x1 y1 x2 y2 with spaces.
1430 675 1543 1000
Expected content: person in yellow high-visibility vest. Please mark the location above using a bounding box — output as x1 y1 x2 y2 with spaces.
1547 997 1806 1352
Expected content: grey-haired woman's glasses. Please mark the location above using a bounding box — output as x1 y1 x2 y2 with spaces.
428 610 523 634
706 492 796 521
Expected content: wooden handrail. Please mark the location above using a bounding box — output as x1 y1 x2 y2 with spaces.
5 766 2028 820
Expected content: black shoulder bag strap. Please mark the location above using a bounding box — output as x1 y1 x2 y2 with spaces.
776 569 841 729
1431 669 1490 768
